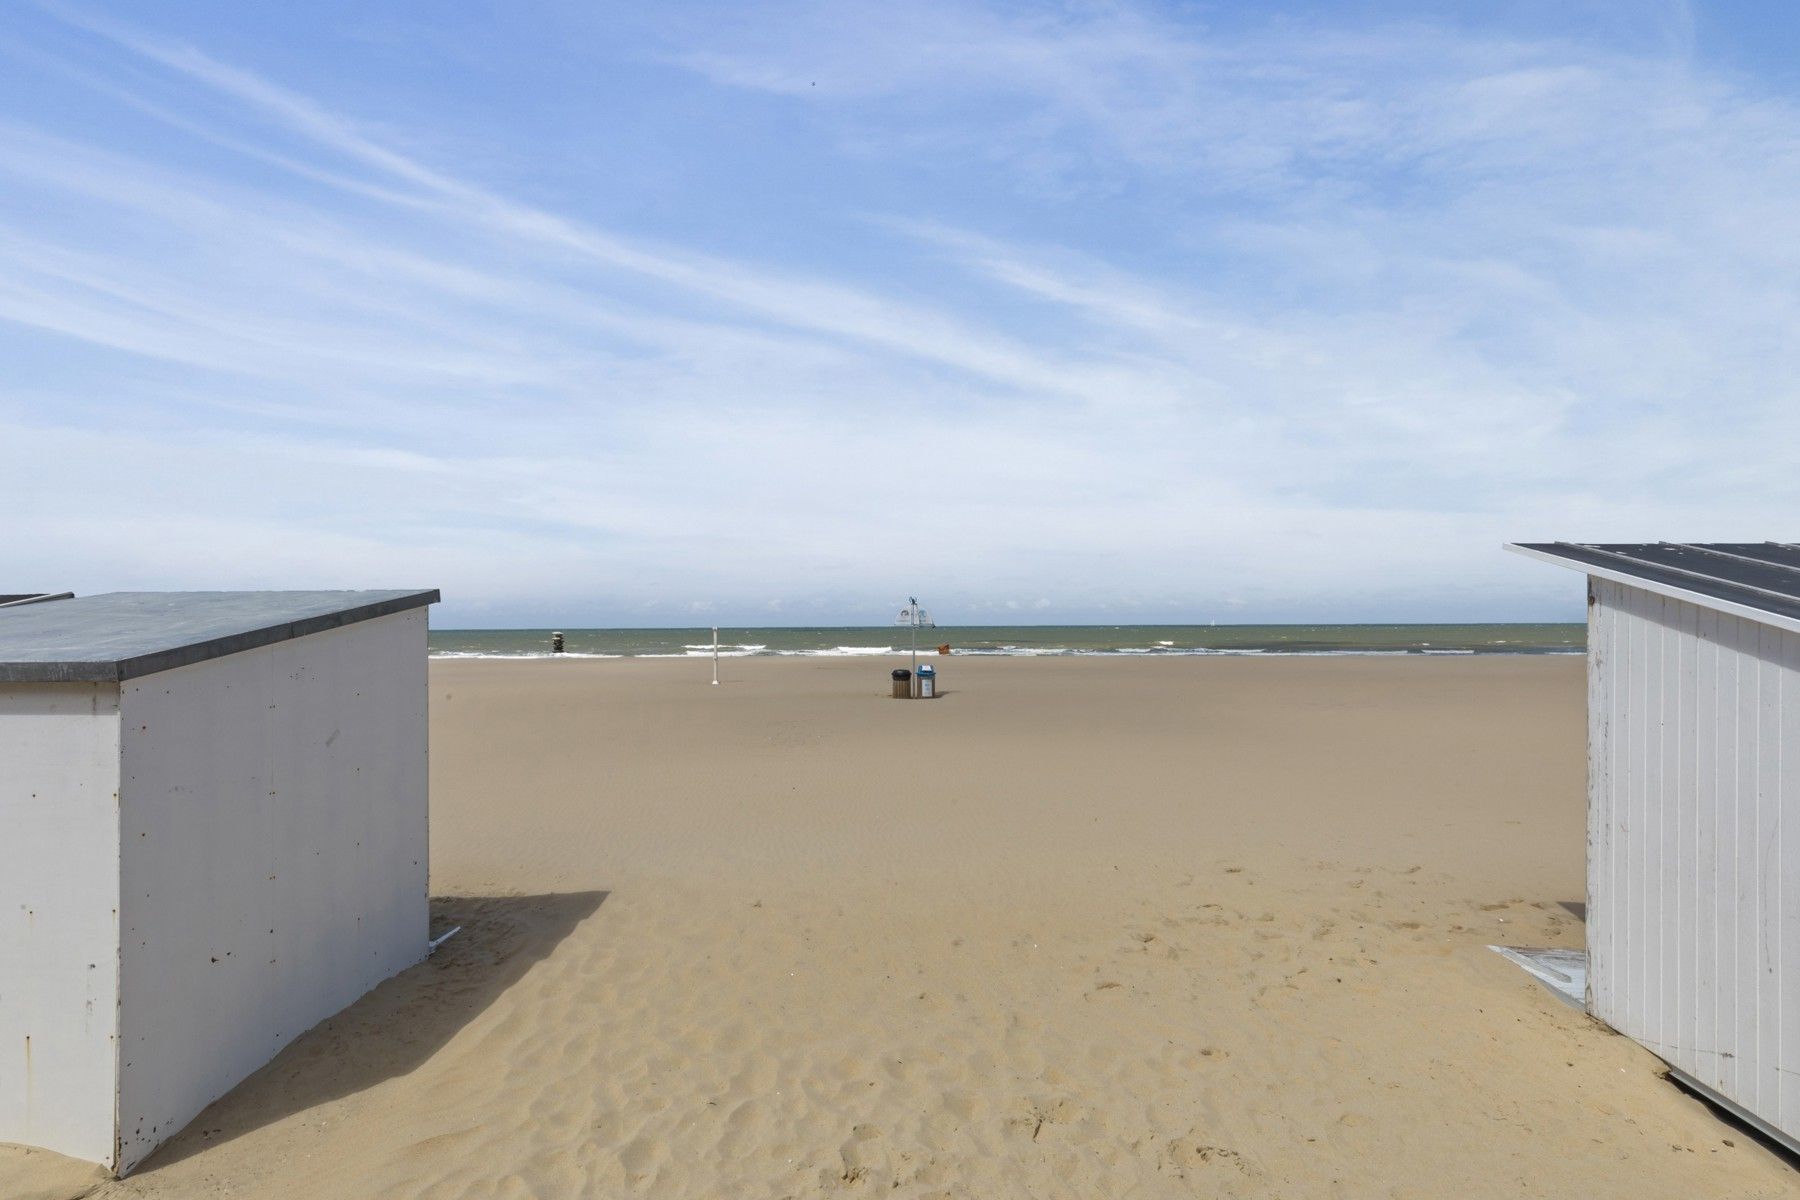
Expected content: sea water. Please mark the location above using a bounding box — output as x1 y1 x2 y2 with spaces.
428 624 1584 659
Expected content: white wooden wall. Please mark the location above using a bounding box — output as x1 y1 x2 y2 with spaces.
1588 578 1800 1139
113 607 429 1172
0 683 123 1166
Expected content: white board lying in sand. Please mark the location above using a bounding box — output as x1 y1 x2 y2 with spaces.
1489 946 1586 1010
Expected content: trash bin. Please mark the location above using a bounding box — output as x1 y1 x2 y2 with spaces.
917 663 936 698
891 668 912 699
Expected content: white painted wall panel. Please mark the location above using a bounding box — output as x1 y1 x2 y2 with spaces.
113 608 428 1173
0 684 122 1166
1589 579 1800 1142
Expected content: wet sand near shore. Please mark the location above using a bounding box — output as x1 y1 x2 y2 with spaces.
8 655 1795 1198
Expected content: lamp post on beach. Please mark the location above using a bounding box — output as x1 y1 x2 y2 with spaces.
894 597 934 691
712 626 719 686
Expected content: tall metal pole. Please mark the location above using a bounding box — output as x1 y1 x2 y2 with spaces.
909 596 918 694
712 626 719 686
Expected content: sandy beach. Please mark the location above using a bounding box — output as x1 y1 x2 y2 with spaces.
7 655 1795 1198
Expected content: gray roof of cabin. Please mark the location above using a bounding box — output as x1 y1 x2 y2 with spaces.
0 590 439 683
1510 542 1800 626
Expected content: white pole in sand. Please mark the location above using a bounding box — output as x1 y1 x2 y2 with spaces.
712 626 720 686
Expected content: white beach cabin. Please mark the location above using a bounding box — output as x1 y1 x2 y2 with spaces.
1510 542 1800 1151
0 590 437 1174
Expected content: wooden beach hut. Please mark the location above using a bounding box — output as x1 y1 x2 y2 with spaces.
1510 542 1800 1151
0 590 437 1174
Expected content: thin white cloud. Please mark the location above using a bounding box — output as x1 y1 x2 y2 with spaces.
35 3 1153 408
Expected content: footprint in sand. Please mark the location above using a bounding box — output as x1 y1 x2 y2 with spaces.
836 1124 889 1186
1166 1134 1256 1178
1003 1097 1085 1143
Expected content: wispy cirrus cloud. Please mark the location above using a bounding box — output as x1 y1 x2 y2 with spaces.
38 3 1134 405
1 1 1796 623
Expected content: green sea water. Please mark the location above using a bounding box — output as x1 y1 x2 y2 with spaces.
428 623 1584 659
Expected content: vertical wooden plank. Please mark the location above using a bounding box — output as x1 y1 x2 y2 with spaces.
1715 614 1740 1095
1608 583 1632 1031
1735 613 1761 1108
1646 593 1661 1053
1740 618 1766 1117
1591 581 1607 1017
1591 575 1605 1021
1597 581 1613 1018
1641 588 1664 1046
1693 602 1719 1085
1596 582 1616 1026
1660 596 1683 1063
1613 583 1632 1032
1673 596 1697 1073
1756 621 1783 1121
1778 624 1800 1135
1612 580 1631 1025
1625 582 1645 1036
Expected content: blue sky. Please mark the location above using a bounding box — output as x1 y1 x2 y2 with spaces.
3 1 1796 627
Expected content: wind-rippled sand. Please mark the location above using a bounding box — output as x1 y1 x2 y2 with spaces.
9 656 1796 1197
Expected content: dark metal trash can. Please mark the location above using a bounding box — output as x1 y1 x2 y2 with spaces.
891 668 912 699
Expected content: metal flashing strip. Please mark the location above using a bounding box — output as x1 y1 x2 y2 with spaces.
1667 1067 1800 1160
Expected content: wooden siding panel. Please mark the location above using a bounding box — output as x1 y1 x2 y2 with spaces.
1588 581 1800 1146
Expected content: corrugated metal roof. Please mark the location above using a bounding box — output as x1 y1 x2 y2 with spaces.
1509 542 1800 631
0 589 439 683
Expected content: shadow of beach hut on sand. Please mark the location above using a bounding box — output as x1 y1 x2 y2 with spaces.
129 891 607 1174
